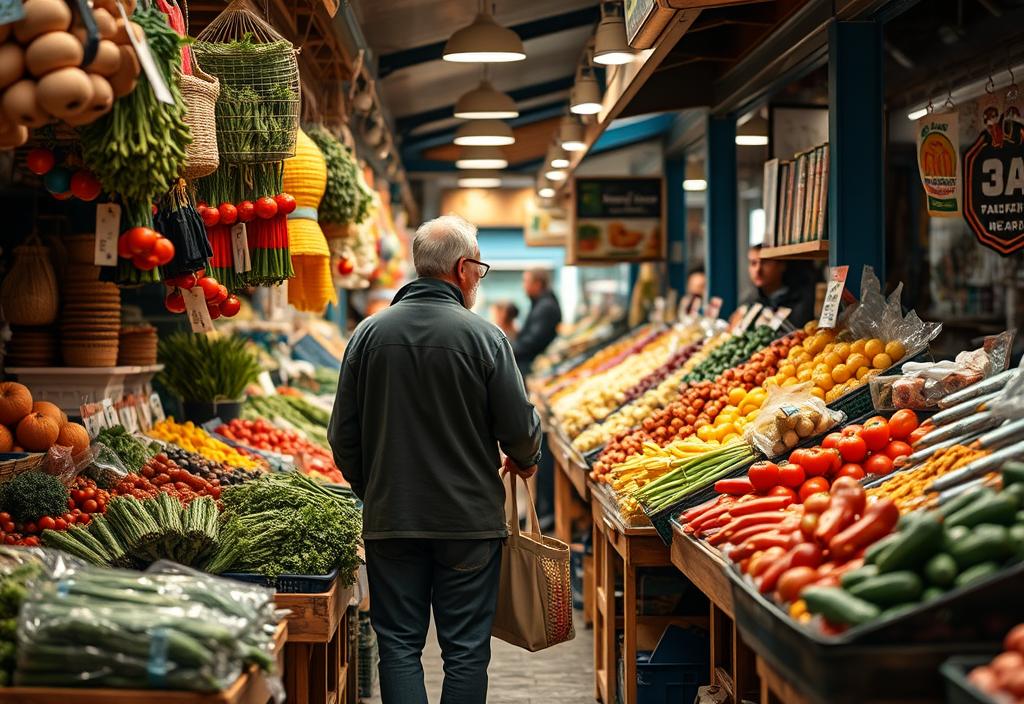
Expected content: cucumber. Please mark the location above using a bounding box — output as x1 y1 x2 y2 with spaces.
954 561 1002 588
877 516 943 573
840 564 880 589
865 533 902 565
847 571 923 607
944 525 971 552
1002 461 1024 487
924 553 958 588
880 603 920 621
922 586 946 601
949 524 1012 570
1002 483 1024 506
938 488 992 519
802 587 881 626
947 494 1020 528
1009 524 1024 558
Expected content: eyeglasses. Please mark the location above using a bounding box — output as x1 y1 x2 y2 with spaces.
461 257 491 279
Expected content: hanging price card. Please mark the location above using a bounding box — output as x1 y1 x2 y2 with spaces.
257 371 277 396
755 307 776 328
118 404 138 434
149 393 166 423
94 203 121 266
101 399 118 428
182 286 215 333
81 405 104 438
231 223 251 273
729 304 749 332
738 303 763 332
268 282 289 320
770 306 793 331
704 296 723 321
135 396 152 432
819 265 849 329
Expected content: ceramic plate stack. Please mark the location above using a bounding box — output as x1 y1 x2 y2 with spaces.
61 264 121 367
5 327 58 367
117 325 158 366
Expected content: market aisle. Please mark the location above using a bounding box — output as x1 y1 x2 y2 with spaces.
365 611 594 703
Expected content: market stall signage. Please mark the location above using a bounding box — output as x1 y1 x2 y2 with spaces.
819 265 849 329
94 203 121 266
570 176 664 264
704 296 723 321
624 0 664 47
182 287 214 333
916 111 961 216
963 101 1024 255
738 303 763 332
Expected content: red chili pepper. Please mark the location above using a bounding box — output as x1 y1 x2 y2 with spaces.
708 511 790 546
727 494 795 517
688 504 734 533
758 546 799 593
728 531 793 561
715 477 755 496
828 498 900 560
680 495 728 523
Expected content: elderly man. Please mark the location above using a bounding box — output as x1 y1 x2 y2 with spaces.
329 215 542 704
512 267 562 377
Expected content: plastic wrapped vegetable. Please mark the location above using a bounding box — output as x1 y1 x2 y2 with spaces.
743 383 845 457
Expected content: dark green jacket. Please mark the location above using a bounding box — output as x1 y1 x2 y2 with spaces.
329 277 543 540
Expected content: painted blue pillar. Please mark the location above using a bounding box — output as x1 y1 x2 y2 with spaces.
665 157 688 295
828 20 885 295
627 263 640 299
706 116 738 313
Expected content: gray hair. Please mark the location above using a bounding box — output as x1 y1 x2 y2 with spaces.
525 267 551 290
412 215 478 278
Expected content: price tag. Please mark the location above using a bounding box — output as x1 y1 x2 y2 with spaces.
135 397 152 432
729 304 749 332
182 286 215 333
704 296 723 321
81 405 103 438
149 393 166 423
116 1 173 105
231 223 251 273
739 303 763 332
677 294 694 321
819 265 849 329
101 398 118 428
118 405 138 434
755 307 776 328
94 203 121 266
268 282 289 320
257 371 277 396
770 306 792 331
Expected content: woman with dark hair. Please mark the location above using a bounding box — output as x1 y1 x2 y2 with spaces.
743 244 819 327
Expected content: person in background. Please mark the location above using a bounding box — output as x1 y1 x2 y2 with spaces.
743 244 818 327
329 215 542 704
490 300 520 340
512 268 562 378
686 265 706 301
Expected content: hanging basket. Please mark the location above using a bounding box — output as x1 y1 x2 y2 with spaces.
179 59 221 180
0 241 59 326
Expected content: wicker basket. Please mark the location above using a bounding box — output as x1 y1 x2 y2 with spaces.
179 60 221 180
0 453 45 482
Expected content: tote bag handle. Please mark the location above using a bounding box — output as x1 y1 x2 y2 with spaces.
504 472 541 538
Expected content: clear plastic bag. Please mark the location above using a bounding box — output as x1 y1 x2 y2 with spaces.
870 331 1016 410
840 266 943 353
988 356 1024 420
743 383 845 457
84 442 132 490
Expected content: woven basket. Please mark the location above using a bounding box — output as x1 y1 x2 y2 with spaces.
0 453 45 483
179 61 221 180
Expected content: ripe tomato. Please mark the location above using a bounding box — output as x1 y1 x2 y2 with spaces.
70 170 102 201
254 195 279 219
82 499 98 513
126 226 158 255
888 409 920 441
884 440 912 461
864 454 893 476
274 192 297 214
1 522 13 534
859 419 890 452
133 253 160 271
26 148 55 175
837 435 868 463
117 234 134 259
841 424 863 437
778 462 806 488
152 237 175 266
198 276 221 301
803 492 831 514
237 200 255 222
769 485 798 502
54 518 67 531
336 257 354 276
200 205 221 227
747 461 780 491
212 284 228 305
821 432 843 450
824 448 842 475
38 516 55 531
837 463 866 480
0 513 10 524
218 202 238 225
799 477 831 502
208 302 222 320
220 295 241 317
23 522 37 535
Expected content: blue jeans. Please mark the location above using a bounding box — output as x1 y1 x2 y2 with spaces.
365 538 503 704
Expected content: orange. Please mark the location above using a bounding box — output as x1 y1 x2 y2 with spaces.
856 365 872 380
779 363 796 378
885 340 907 361
872 352 893 370
797 368 814 382
831 364 851 384
864 339 884 358
810 387 826 401
813 371 834 391
834 342 851 360
850 339 867 355
824 352 842 369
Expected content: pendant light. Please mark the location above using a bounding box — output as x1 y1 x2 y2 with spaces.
458 170 503 188
559 117 586 152
454 119 515 146
456 145 508 169
547 145 569 169
570 48 603 115
545 168 567 181
682 160 706 191
454 69 519 119
735 114 769 146
593 2 634 66
443 1 525 63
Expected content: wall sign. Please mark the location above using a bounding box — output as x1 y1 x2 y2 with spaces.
569 176 664 264
963 92 1024 255
916 111 961 217
624 0 665 48
524 197 569 247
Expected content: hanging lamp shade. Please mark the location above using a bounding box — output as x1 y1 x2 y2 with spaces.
548 146 570 169
593 10 634 65
457 170 503 188
454 119 515 146
456 145 508 169
570 72 603 115
559 118 586 151
454 80 519 119
443 11 526 63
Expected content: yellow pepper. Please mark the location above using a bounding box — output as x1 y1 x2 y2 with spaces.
147 418 262 471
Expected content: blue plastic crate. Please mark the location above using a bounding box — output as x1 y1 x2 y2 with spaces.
617 625 709 704
221 567 338 593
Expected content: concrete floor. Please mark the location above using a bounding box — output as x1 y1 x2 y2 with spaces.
364 611 595 703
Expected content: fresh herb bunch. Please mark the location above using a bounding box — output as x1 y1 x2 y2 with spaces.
157 333 261 403
305 126 373 226
0 472 69 522
206 472 361 580
96 425 156 473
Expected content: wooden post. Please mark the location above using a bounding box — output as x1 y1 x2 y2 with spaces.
706 115 739 313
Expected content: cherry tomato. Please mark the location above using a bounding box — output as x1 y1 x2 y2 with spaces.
175 273 197 290
837 435 868 463
117 234 134 259
22 536 39 547
133 253 160 271
70 169 102 201
888 409 920 441
336 257 354 276
864 454 893 476
821 432 843 450
152 237 175 266
201 206 221 227
799 477 831 501
778 462 806 488
165 290 186 314
38 516 55 531
237 200 255 222
884 440 912 461
274 192 297 214
837 463 866 480
212 284 228 305
841 424 863 437
748 461 780 492
768 485 798 502
218 202 238 225
208 302 222 320
1 522 14 534
125 226 158 255
26 148 55 175
0 513 10 524
859 419 890 452
198 276 221 301
254 195 279 219
23 522 37 535
54 518 67 531
82 499 98 513
220 295 241 317
79 513 91 525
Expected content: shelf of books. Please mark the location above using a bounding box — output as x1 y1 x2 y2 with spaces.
761 140 830 260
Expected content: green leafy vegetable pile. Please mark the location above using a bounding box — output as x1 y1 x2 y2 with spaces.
306 126 373 226
0 472 69 523
96 425 156 473
157 333 261 403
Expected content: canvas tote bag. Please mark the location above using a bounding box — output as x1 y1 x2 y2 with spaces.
491 473 575 651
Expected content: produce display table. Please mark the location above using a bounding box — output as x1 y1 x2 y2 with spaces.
591 483 708 704
545 428 591 546
0 622 289 704
276 579 357 704
755 655 933 704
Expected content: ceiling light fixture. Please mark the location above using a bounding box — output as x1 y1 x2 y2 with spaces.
545 169 567 181
538 186 556 198
682 179 707 191
570 71 603 115
683 159 706 190
443 3 525 63
454 75 519 119
593 2 634 66
455 145 508 169
559 117 586 151
735 114 769 146
548 145 570 169
906 107 929 121
454 119 515 146
457 169 503 188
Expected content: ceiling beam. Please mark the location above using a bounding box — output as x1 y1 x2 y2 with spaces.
395 76 576 134
377 6 600 77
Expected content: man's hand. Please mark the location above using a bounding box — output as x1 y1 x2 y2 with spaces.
502 456 538 479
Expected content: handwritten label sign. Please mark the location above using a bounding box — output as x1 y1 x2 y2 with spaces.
770 306 793 331
729 304 749 333
149 393 166 423
739 303 763 332
94 203 121 266
81 404 104 438
819 265 849 329
231 223 251 273
704 296 723 321
182 287 214 333
118 404 138 434
101 398 118 428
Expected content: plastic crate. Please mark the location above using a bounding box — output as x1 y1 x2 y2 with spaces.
616 625 709 704
941 655 1001 704
221 567 338 593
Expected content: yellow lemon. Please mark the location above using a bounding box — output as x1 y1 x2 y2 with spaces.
872 352 893 370
746 388 768 405
728 387 746 405
885 340 906 361
779 363 797 378
782 376 798 387
787 346 803 360
831 364 851 384
745 409 761 422
697 424 716 442
864 339 884 358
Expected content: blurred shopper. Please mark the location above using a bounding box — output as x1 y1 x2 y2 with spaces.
490 300 520 340
686 265 706 301
743 244 818 327
329 215 542 704
512 268 562 377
